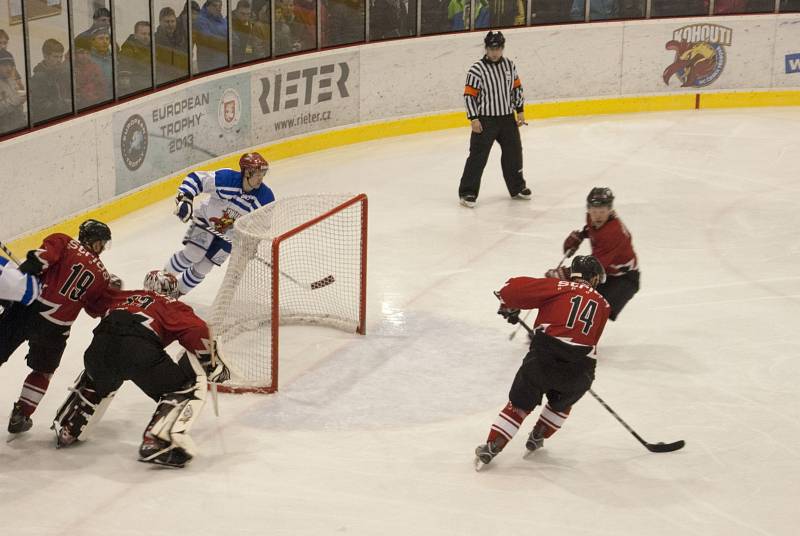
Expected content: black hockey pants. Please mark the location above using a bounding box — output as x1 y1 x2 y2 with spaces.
83 311 195 401
458 114 527 199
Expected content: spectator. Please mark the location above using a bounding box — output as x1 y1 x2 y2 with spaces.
194 0 229 72
322 0 364 47
73 38 106 109
252 4 271 58
0 49 26 134
0 29 25 91
75 7 112 46
88 26 113 102
28 39 72 124
293 0 318 48
489 0 526 26
275 0 315 53
231 1 258 64
119 21 152 95
448 0 469 30
155 7 189 85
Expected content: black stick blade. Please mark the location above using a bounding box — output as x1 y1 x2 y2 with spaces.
645 440 685 453
311 275 335 290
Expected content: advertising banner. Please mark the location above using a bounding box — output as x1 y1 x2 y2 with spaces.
113 73 252 195
621 18 775 94
250 51 359 143
773 15 800 87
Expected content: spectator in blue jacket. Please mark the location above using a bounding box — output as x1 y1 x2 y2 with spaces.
194 0 229 72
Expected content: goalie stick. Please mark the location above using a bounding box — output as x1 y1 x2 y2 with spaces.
512 317 685 453
192 219 335 291
508 253 569 341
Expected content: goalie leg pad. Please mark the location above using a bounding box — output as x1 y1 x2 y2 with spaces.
52 369 116 448
139 374 207 468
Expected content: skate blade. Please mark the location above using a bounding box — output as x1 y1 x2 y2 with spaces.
474 456 488 472
6 433 21 443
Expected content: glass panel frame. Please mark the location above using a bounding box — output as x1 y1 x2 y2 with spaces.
321 0 365 48
368 0 416 41
273 0 317 55
71 0 114 111
1 0 30 134
114 0 153 98
231 0 271 66
192 0 229 74
154 0 190 86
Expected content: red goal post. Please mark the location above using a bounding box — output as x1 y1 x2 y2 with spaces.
209 194 368 393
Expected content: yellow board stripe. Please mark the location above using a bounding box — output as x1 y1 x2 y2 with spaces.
6 90 800 257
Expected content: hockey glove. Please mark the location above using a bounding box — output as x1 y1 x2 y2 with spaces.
563 229 585 257
18 251 45 276
108 273 123 290
545 266 571 281
174 192 194 223
497 305 521 325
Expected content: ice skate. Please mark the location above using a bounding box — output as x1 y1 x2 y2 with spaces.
474 441 500 471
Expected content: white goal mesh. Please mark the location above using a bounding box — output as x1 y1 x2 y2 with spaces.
209 194 367 393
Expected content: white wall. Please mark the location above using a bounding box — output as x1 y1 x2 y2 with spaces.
2 13 799 240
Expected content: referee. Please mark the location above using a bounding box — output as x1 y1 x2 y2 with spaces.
458 31 531 208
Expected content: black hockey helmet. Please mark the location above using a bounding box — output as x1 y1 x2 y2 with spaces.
570 255 606 286
78 219 111 246
484 31 505 49
587 187 614 208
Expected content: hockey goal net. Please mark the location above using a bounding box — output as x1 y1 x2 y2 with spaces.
209 193 367 393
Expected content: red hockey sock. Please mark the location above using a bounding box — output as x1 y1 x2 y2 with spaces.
18 371 53 417
535 404 572 438
487 402 530 449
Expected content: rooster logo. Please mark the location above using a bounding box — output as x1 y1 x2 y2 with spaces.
209 209 237 233
663 25 732 88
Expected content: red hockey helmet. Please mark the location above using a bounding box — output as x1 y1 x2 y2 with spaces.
239 152 269 191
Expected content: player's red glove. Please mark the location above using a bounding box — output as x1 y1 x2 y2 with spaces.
544 266 571 280
563 230 585 257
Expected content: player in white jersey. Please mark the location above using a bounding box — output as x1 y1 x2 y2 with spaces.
164 152 275 295
0 256 41 318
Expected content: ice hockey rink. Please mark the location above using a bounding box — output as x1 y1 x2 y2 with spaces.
1 107 799 535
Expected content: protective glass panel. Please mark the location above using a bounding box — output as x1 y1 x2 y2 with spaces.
421 0 471 34
476 0 527 29
24 0 73 126
531 0 584 24
714 0 773 14
321 0 364 47
192 0 229 73
72 0 113 110
231 0 271 65
369 0 416 40
115 1 153 97
154 0 189 86
650 0 709 17
1 0 29 134
274 0 317 55
780 0 800 12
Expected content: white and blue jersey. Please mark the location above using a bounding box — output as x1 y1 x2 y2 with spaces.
179 168 275 237
0 256 41 305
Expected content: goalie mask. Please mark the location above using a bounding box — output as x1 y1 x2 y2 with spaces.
143 270 179 298
570 255 606 287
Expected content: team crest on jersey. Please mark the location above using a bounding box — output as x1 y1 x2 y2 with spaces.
663 24 732 88
120 114 148 171
218 88 242 132
209 208 237 233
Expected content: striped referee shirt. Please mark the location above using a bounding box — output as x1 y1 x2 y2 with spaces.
463 56 524 120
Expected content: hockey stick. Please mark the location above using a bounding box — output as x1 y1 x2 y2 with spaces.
208 339 220 418
508 253 569 341
0 240 22 265
513 318 685 453
192 219 335 291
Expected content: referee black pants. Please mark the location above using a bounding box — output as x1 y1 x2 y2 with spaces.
458 114 526 199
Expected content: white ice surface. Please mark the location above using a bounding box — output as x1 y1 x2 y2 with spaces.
2 108 799 536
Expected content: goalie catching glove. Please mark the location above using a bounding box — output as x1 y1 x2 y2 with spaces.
174 192 194 223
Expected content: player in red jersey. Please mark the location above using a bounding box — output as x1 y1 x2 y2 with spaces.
52 271 230 468
0 220 116 434
474 256 610 470
559 187 639 321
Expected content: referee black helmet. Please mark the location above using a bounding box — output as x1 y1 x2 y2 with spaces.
484 31 505 49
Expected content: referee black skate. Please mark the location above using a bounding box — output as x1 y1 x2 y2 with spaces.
458 31 531 208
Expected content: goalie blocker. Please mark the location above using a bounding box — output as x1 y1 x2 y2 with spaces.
52 271 230 467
